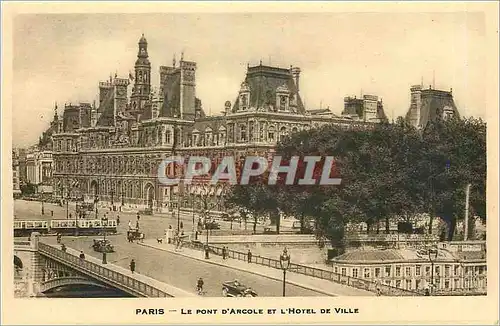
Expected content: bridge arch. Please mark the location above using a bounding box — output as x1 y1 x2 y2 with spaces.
40 276 111 293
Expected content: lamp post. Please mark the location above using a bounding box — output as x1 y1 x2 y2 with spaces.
65 188 69 220
279 248 291 297
428 247 438 295
101 215 108 264
94 195 99 219
192 194 196 235
40 189 45 215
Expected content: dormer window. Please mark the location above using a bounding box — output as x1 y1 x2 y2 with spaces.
238 82 250 111
240 94 248 110
192 129 200 146
205 127 213 146
280 96 287 110
442 106 454 121
276 84 290 111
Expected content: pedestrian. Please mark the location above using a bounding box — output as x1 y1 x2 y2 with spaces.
136 220 140 230
117 215 120 226
61 244 66 252
222 246 226 260
69 213 72 219
247 249 252 263
180 221 184 230
130 259 136 274
51 210 54 216
79 251 85 259
137 213 140 221
128 220 132 230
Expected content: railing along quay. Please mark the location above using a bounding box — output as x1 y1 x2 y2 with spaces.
38 242 173 297
187 241 421 296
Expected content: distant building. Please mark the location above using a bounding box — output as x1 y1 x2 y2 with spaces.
341 95 388 123
25 146 53 193
12 150 21 195
405 84 460 129
330 241 486 295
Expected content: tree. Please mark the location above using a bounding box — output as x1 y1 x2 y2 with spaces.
419 117 486 240
228 116 486 245
227 181 281 234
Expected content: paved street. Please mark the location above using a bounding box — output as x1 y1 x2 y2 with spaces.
16 200 328 297
41 235 323 297
14 199 272 239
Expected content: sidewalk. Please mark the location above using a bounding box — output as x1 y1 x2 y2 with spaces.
139 239 374 297
45 242 195 297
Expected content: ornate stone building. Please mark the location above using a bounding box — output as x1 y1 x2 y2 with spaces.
51 35 388 212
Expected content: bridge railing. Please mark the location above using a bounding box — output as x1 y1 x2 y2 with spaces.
188 241 421 296
38 242 172 297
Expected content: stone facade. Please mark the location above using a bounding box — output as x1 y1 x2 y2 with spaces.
49 35 388 212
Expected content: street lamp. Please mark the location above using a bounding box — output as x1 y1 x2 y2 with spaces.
101 215 108 264
40 189 45 215
279 248 291 297
428 246 438 294
65 188 69 220
192 194 196 236
94 195 99 219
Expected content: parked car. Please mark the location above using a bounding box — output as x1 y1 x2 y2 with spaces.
92 239 114 253
222 280 258 297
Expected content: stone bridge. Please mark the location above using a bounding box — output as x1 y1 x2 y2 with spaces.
13 233 194 298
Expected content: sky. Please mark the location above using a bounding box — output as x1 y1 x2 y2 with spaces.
12 12 487 147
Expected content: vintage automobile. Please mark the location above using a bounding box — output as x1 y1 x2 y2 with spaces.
222 280 258 297
92 239 114 253
127 228 145 241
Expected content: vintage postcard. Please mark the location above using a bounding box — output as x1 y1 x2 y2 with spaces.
2 1 499 325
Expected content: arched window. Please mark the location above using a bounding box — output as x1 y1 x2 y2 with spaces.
279 126 287 142
268 125 276 142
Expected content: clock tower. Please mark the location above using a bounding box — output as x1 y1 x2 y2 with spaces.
130 34 151 119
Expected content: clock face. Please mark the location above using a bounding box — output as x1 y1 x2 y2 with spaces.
116 88 126 97
184 71 194 82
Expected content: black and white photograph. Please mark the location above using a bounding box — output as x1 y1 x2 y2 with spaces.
2 2 498 325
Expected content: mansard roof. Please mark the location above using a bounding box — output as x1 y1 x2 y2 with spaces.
232 64 305 114
96 88 115 127
405 88 460 128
